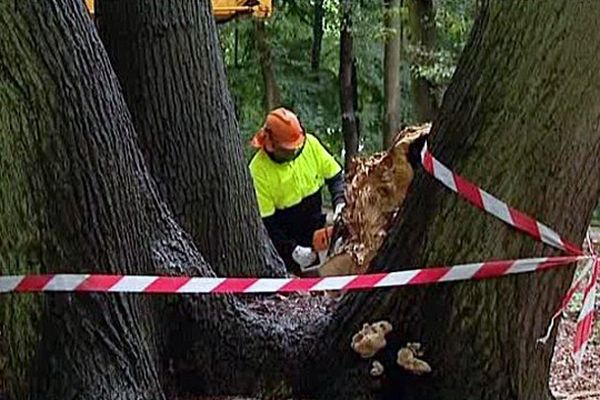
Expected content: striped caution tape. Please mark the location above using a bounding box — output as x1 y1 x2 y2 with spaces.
574 257 599 366
0 256 587 294
1 140 595 365
573 233 599 368
419 141 596 367
420 143 582 255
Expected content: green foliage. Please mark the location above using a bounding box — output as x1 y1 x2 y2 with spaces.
421 0 477 87
219 0 475 158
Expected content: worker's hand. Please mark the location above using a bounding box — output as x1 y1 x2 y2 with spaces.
292 245 317 267
333 202 345 221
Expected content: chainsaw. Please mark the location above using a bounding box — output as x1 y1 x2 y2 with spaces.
298 224 342 275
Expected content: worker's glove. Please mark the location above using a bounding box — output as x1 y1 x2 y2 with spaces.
333 202 346 221
292 245 317 267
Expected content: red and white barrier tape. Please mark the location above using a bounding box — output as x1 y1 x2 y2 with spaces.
0 141 596 364
574 257 599 367
0 256 587 294
420 142 596 366
420 143 582 255
573 233 599 368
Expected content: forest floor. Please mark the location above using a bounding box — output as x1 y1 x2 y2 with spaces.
550 306 600 400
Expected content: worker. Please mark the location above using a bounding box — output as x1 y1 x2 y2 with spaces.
249 107 345 274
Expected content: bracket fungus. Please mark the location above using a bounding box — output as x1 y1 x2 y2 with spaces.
351 321 393 358
396 342 431 375
370 360 384 377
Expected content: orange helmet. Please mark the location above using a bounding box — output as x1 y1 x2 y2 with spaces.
251 108 305 151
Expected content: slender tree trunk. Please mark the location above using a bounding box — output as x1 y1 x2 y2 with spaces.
302 2 600 399
96 0 285 278
383 0 402 148
255 20 282 112
233 25 242 120
311 0 325 73
408 0 438 122
340 0 360 168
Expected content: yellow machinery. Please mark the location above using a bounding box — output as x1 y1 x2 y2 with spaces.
213 0 272 22
85 0 272 22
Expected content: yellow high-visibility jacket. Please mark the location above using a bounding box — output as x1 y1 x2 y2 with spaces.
249 134 343 271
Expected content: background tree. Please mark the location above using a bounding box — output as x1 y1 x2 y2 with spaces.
255 20 283 112
311 0 326 73
382 0 403 148
407 0 439 121
339 0 360 168
218 0 475 159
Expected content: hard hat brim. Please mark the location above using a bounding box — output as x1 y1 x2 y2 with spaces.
250 129 304 150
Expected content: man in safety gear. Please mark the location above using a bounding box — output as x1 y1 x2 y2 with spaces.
249 107 345 274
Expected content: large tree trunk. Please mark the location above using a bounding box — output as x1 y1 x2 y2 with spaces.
95 0 285 278
311 0 325 73
0 1 190 398
340 0 360 168
255 20 282 112
0 4 44 395
408 0 438 122
383 0 402 148
1 1 315 398
1 1 297 398
302 2 600 399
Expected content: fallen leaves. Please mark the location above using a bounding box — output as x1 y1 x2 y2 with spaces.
550 308 600 399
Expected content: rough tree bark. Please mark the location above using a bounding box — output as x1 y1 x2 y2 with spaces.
95 0 285 278
340 0 360 168
4 1 600 400
1 2 319 398
255 20 282 112
407 0 438 122
311 0 325 73
301 1 600 399
383 0 402 148
0 1 192 398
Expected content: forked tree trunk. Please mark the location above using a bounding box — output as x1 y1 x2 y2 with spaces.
4 1 600 400
1 4 315 398
95 0 285 278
